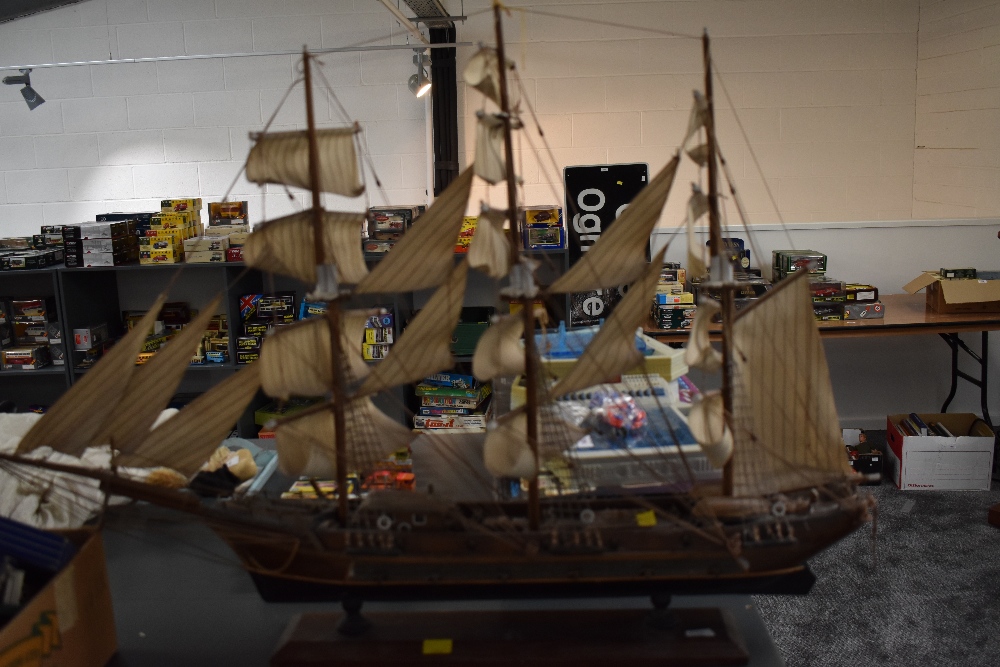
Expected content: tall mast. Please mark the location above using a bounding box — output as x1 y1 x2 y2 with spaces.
303 50 350 523
702 32 735 496
493 2 540 530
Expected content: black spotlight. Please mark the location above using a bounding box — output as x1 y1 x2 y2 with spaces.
2 69 44 110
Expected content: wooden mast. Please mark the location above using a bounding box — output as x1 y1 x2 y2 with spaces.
702 32 735 496
493 1 540 530
302 49 350 523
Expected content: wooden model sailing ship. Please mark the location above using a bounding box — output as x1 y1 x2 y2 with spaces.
1 5 874 607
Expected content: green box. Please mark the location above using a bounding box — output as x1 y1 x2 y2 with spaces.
450 307 494 356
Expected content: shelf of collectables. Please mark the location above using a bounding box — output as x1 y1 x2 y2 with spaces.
0 265 73 410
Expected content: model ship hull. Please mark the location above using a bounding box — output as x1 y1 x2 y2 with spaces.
209 485 870 603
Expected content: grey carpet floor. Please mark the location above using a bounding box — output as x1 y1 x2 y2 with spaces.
754 484 1000 667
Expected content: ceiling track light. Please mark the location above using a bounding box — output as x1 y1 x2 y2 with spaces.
2 68 44 110
408 51 431 98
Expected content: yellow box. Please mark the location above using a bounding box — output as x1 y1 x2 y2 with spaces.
150 212 195 229
362 343 391 360
161 198 202 214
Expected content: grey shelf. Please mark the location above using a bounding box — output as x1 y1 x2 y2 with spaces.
0 365 66 376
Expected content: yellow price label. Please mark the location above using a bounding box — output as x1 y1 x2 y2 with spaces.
422 639 453 655
635 510 657 527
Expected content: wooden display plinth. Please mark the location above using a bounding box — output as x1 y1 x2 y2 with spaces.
271 607 749 666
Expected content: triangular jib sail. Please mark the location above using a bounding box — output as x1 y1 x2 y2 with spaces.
95 296 223 453
549 248 667 399
548 156 679 294
728 272 851 497
116 363 263 475
355 261 469 397
355 167 475 294
16 295 168 457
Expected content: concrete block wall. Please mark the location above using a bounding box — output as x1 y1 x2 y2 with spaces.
0 0 429 236
458 0 924 227
914 0 1000 218
0 0 993 235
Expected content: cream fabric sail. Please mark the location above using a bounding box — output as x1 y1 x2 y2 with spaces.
683 91 708 147
242 210 369 285
95 296 222 452
549 248 666 399
483 406 586 479
688 390 733 468
548 156 678 294
355 167 474 294
274 399 414 477
685 298 722 372
472 314 524 381
116 364 261 475
685 189 709 280
355 262 468 397
16 295 167 457
245 128 364 197
728 272 852 497
464 48 512 107
467 206 511 279
259 310 371 400
474 113 507 185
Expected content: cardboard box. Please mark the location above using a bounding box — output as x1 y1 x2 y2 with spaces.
0 529 116 667
886 413 995 490
904 271 1000 314
185 250 227 263
183 236 229 253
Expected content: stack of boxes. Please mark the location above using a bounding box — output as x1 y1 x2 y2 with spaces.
650 263 695 330
66 219 140 267
364 206 420 254
771 249 883 321
842 283 882 319
456 216 477 254
0 233 63 270
139 199 204 265
413 373 493 431
238 292 296 365
363 309 394 361
1 297 59 370
71 322 109 369
197 201 249 262
518 205 565 250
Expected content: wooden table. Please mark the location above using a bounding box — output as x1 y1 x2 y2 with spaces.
644 293 1000 427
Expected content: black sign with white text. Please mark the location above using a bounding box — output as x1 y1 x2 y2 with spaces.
563 163 649 327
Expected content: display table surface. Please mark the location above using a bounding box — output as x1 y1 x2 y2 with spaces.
644 293 1000 342
102 504 785 667
645 292 1000 429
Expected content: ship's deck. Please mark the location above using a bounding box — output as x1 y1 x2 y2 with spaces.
102 502 785 667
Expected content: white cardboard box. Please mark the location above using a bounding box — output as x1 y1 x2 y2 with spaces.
886 413 994 490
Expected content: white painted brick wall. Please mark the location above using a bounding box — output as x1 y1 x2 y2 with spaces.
34 134 100 168
915 0 1000 217
5 168 69 203
0 136 36 170
184 20 253 55
127 93 195 129
68 165 134 201
98 129 164 165
0 0 992 234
